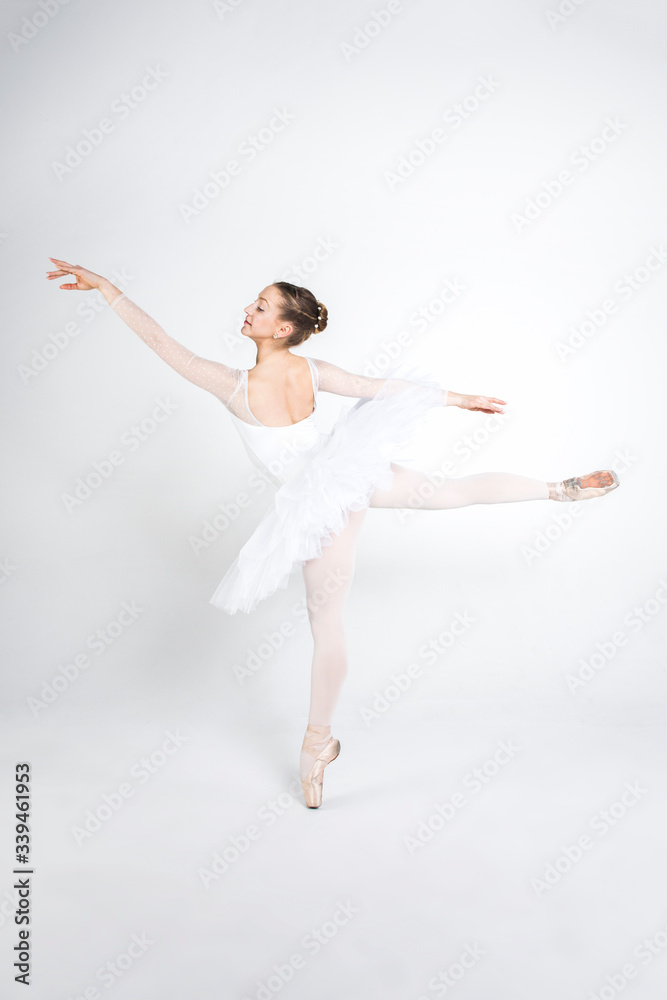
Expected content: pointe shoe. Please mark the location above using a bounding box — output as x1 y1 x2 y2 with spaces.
548 469 620 501
300 735 341 809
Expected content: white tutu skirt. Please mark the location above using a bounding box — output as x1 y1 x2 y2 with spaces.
209 363 443 614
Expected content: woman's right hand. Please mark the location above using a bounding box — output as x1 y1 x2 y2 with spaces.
459 393 507 414
46 258 106 292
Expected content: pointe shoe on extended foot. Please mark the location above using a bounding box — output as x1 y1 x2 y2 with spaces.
548 469 620 501
300 733 341 809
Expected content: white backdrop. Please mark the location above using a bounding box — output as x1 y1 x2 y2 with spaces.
2 0 667 997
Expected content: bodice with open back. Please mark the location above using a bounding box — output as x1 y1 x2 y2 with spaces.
109 292 447 614
227 358 324 488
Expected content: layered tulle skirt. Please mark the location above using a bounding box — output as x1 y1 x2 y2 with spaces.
209 364 444 614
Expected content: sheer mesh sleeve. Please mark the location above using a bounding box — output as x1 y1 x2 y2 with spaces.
110 293 242 406
310 357 448 406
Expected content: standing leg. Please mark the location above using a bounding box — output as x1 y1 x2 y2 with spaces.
299 507 367 803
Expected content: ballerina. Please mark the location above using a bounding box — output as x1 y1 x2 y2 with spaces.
46 258 620 808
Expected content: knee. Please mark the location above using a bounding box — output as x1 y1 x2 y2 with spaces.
306 603 346 639
305 577 353 619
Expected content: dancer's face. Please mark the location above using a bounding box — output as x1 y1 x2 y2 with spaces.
242 285 291 341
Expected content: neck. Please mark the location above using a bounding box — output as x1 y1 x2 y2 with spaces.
254 339 294 366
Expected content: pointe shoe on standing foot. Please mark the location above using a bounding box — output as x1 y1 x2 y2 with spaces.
548 469 620 501
300 725 341 809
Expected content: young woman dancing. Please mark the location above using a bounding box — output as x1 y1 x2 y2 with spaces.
46 258 620 808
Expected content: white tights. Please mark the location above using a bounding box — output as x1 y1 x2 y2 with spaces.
300 467 549 749
368 466 550 509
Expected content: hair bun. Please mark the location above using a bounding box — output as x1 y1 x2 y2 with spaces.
272 281 328 345
314 301 328 334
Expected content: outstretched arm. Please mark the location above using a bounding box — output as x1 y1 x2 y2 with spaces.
105 291 241 402
46 259 241 405
310 358 505 414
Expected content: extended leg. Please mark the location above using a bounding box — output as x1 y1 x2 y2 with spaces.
369 465 550 509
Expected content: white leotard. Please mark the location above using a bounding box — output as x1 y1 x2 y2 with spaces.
109 292 448 490
227 361 324 487
108 291 450 613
